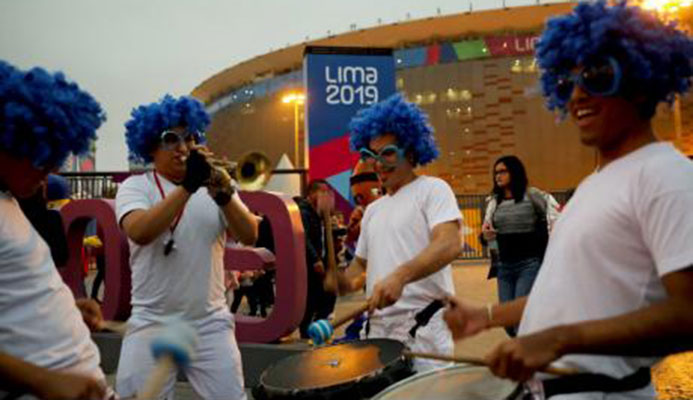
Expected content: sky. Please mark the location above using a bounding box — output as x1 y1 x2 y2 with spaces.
0 0 564 171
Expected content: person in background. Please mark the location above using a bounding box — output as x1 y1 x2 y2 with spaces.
230 270 264 316
345 160 383 256
19 173 72 268
294 179 338 338
481 155 559 336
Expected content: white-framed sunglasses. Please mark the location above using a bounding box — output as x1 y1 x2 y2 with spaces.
159 130 200 151
358 144 406 168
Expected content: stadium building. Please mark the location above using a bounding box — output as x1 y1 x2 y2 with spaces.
193 2 693 195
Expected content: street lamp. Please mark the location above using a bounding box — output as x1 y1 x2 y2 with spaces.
282 92 306 168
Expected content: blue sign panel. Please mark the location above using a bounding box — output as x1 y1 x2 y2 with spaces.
304 47 396 148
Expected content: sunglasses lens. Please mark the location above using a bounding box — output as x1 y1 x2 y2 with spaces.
380 148 398 158
162 132 180 146
555 77 574 101
359 149 375 161
581 61 616 95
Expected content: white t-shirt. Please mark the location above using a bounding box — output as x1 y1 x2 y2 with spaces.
0 192 103 379
355 176 462 315
519 143 693 398
116 172 246 323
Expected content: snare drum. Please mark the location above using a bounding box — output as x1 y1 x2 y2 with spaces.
372 364 520 400
253 338 414 400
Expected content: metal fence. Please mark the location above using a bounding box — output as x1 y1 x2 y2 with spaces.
60 171 570 260
61 171 131 199
457 194 489 259
61 169 310 200
457 191 572 259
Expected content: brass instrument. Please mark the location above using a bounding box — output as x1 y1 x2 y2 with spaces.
208 151 272 191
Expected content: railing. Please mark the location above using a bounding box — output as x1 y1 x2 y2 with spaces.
61 171 132 199
457 194 490 259
60 169 310 199
60 171 570 260
457 191 572 260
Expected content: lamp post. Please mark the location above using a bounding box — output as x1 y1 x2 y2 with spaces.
282 92 306 168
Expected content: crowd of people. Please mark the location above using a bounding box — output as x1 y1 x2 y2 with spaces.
1 1 693 399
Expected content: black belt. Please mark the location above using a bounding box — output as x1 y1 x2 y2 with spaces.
542 367 652 398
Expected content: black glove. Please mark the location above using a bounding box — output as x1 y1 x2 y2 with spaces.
181 150 211 193
212 189 233 206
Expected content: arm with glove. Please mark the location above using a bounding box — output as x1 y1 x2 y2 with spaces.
197 146 258 246
120 149 211 245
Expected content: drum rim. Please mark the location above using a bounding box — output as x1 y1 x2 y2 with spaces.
257 338 413 396
371 364 517 399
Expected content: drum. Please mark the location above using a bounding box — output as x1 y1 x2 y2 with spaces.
372 365 520 400
253 338 414 400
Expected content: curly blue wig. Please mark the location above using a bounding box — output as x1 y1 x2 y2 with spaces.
348 93 439 166
125 94 210 164
536 1 693 118
0 61 105 168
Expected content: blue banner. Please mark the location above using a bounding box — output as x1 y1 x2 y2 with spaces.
303 47 395 208
304 47 396 149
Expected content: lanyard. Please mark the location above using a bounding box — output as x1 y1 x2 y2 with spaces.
153 171 185 255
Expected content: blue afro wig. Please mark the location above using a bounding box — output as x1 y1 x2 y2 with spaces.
536 1 693 118
125 94 210 164
0 61 105 168
348 93 439 166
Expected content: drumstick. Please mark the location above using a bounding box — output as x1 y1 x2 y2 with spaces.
403 351 580 376
137 355 176 400
99 320 128 335
136 318 198 400
332 303 370 329
308 303 370 345
321 209 339 296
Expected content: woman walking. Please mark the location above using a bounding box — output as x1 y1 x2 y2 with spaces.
482 155 559 336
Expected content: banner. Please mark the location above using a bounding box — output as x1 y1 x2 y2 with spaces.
303 46 396 210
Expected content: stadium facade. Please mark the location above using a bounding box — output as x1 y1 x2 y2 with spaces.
193 2 693 194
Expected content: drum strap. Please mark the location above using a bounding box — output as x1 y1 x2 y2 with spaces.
542 367 651 397
364 299 444 340
408 299 445 338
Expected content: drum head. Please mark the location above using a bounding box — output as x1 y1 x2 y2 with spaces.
372 365 518 400
257 338 412 399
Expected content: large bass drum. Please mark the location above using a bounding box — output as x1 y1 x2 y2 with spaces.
372 364 520 400
253 339 414 400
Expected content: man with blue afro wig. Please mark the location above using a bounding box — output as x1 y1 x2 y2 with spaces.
332 93 463 371
0 61 114 399
115 94 257 399
444 2 693 398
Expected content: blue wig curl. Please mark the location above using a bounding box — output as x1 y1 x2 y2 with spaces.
348 93 439 166
536 1 693 118
0 61 105 168
125 94 210 164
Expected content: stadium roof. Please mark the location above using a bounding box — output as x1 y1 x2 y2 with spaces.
192 2 576 104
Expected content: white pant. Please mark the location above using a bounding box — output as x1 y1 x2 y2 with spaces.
363 308 453 373
115 314 246 400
